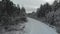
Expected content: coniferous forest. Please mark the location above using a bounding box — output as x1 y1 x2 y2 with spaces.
0 0 59 34
0 0 27 26
27 0 60 33
28 0 60 26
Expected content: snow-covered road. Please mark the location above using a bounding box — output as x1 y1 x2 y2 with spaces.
24 17 58 34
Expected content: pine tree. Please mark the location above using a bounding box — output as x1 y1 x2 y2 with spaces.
0 0 27 25
36 3 52 17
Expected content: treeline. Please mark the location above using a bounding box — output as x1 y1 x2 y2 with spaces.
28 0 60 26
36 0 60 26
0 0 27 26
37 0 60 18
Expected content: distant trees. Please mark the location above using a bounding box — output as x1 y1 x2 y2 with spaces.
37 3 52 17
36 0 60 26
36 0 60 17
27 0 60 26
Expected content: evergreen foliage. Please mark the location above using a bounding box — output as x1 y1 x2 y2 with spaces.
37 3 52 17
0 0 26 26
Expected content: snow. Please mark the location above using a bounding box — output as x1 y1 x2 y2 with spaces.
24 17 58 34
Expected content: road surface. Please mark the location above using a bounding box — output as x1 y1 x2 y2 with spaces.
24 17 58 34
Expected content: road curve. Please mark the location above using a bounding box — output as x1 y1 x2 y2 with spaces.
24 17 58 34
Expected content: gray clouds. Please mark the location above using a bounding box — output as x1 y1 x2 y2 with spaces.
11 0 54 13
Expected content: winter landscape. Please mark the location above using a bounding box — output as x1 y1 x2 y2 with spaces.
0 0 59 34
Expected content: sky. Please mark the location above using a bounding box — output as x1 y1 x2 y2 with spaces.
11 0 55 13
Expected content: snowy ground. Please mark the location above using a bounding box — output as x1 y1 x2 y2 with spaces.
0 17 58 34
24 17 58 34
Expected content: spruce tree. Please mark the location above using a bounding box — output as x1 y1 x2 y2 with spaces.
0 0 26 26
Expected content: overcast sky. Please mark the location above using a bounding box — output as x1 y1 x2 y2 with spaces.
11 0 55 13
